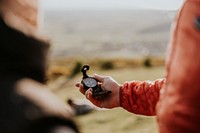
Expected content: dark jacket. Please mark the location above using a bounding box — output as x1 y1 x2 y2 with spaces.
0 18 79 133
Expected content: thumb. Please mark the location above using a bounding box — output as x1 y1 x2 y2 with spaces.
94 74 105 82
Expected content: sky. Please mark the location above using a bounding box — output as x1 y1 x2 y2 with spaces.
41 0 184 11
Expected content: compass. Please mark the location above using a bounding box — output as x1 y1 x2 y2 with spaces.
82 78 97 88
81 65 98 90
81 65 111 100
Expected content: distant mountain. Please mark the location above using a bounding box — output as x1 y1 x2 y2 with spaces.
41 9 177 58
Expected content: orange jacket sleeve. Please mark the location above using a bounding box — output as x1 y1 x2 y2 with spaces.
120 79 165 116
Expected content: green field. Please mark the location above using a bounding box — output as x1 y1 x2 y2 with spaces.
48 66 165 133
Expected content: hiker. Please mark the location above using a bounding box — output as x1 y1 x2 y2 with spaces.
0 0 79 132
76 0 200 132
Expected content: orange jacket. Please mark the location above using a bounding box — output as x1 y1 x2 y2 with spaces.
120 79 165 116
120 0 200 132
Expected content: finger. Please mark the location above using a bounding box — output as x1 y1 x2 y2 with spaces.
85 88 93 99
75 82 85 94
75 82 81 87
79 87 85 95
94 74 105 82
98 83 104 90
85 89 103 107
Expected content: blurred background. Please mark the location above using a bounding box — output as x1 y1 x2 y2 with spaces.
40 0 183 133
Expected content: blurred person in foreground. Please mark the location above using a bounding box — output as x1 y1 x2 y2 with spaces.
0 0 79 133
76 0 200 133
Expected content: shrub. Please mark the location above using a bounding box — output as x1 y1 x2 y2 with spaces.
70 61 82 78
143 57 152 68
100 61 114 70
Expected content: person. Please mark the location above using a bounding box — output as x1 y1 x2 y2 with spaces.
76 0 200 132
0 0 80 133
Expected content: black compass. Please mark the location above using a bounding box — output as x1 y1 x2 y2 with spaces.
81 65 111 100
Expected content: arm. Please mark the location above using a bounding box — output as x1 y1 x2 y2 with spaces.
120 79 165 116
157 0 200 132
76 74 165 116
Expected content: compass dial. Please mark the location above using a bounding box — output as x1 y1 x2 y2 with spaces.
82 78 97 88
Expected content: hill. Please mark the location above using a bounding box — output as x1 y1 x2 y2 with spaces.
41 9 176 59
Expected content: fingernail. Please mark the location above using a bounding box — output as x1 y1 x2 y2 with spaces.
86 92 89 99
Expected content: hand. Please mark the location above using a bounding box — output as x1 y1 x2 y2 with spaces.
75 74 121 109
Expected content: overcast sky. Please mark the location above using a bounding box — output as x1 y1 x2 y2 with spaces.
41 0 184 11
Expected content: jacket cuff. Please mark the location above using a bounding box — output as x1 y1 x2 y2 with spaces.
119 82 134 111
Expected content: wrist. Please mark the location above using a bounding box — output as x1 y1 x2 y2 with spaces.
118 85 122 107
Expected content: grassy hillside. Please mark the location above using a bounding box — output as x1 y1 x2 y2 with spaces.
76 108 158 133
43 9 170 133
48 65 165 133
